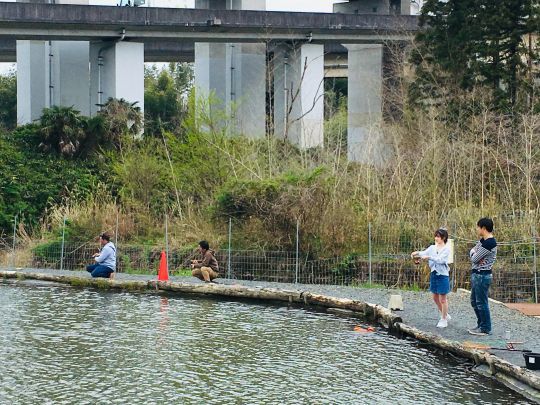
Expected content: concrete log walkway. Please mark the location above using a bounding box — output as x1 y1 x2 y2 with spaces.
2 268 540 402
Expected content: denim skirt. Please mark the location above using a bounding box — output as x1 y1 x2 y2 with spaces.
430 271 450 295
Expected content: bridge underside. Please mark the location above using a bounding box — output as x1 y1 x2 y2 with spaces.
0 39 350 65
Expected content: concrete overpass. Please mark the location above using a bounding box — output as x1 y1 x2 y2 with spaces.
0 2 418 42
1 0 421 163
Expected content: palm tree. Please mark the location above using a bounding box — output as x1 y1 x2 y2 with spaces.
99 98 143 141
38 106 86 158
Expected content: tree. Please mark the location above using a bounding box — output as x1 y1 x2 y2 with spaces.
145 69 185 135
38 106 86 157
167 62 194 98
99 97 143 141
144 63 193 135
410 0 539 112
0 71 17 130
0 126 98 231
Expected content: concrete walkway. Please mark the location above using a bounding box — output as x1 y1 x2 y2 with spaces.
12 268 540 377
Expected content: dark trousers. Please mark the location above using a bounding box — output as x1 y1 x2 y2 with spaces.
86 264 114 278
470 272 493 333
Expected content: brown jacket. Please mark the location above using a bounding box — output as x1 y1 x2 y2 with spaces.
193 250 219 273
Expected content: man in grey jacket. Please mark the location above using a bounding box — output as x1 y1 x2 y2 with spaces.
86 232 116 279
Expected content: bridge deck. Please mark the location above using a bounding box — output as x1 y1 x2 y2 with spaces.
0 2 418 43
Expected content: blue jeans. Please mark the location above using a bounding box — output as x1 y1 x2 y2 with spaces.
470 272 492 333
86 264 114 278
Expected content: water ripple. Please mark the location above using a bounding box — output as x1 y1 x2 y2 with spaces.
0 282 532 404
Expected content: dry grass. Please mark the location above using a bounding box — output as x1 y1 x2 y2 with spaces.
19 58 540 256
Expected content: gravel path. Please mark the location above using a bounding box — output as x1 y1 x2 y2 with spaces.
10 267 540 375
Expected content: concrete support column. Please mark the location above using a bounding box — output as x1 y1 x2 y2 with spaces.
16 40 50 124
346 44 385 164
16 40 90 124
194 42 228 112
90 42 144 115
230 43 267 136
333 0 410 15
51 41 90 115
194 0 266 138
273 43 325 148
399 0 411 15
16 0 90 124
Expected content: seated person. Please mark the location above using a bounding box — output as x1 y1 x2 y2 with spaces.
191 240 219 283
86 233 116 279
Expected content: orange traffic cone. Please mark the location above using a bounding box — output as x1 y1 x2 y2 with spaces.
157 251 169 281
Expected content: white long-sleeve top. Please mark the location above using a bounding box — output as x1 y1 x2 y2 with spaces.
94 242 116 271
415 244 451 276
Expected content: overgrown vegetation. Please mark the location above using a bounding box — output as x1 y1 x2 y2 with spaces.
410 0 540 113
0 70 16 130
1 5 540 259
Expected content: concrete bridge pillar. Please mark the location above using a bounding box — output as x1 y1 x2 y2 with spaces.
194 0 267 137
16 0 91 124
17 40 91 123
333 0 410 15
345 44 387 164
272 43 325 148
51 41 90 115
89 41 145 116
335 0 409 163
16 40 50 124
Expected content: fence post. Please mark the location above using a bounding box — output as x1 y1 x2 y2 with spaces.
451 223 457 291
114 212 119 272
533 227 538 304
165 213 169 270
368 222 372 285
60 216 66 271
11 215 17 270
115 211 119 247
227 217 232 280
295 219 300 285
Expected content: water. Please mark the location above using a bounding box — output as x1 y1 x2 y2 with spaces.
0 281 532 404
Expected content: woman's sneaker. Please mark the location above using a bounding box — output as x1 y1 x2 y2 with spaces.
436 318 448 328
439 313 451 321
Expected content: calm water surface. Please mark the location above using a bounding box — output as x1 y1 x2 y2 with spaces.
0 281 532 404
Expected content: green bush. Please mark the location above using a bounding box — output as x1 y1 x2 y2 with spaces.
32 240 62 265
212 167 357 253
0 72 16 130
0 126 98 232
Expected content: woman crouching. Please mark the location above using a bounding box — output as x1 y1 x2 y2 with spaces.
411 228 451 328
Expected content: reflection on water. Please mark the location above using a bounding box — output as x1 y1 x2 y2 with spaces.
0 281 532 404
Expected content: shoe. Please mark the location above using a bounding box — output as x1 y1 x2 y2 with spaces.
436 318 448 328
468 328 490 336
439 312 451 321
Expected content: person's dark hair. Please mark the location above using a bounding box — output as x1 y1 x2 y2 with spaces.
199 240 210 250
477 218 494 233
434 228 449 243
100 232 111 242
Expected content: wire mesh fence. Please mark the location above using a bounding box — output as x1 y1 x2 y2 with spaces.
0 216 538 304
